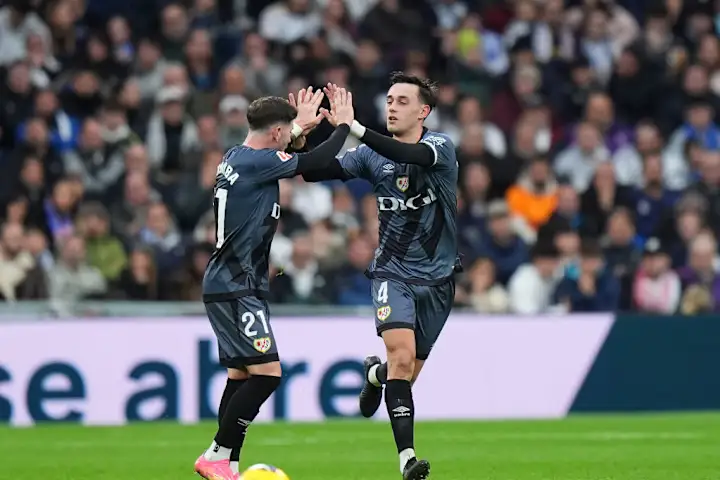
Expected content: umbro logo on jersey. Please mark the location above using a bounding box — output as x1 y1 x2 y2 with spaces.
382 164 395 174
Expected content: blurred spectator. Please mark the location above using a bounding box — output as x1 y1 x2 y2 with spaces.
555 122 610 192
172 148 222 231
185 29 217 92
580 161 630 237
660 193 707 267
137 201 185 273
0 0 51 66
218 95 249 151
632 238 681 314
626 153 681 241
75 202 127 283
144 86 199 175
44 178 77 244
506 155 558 230
475 200 529 285
49 234 107 316
602 207 641 309
508 241 561 314
174 242 213 300
259 0 321 45
0 222 47 301
687 150 720 237
230 32 286 97
25 226 53 272
160 3 191 62
678 233 720 314
489 64 542 134
114 246 158 300
22 89 80 154
554 238 620 312
272 232 331 304
0 61 34 150
326 233 373 306
63 116 126 200
111 171 162 242
134 37 166 101
462 257 509 314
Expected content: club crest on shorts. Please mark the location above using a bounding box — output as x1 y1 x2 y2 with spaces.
253 337 272 353
396 175 409 192
377 306 392 321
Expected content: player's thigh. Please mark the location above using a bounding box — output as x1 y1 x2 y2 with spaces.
372 278 416 339
414 281 455 361
204 296 280 369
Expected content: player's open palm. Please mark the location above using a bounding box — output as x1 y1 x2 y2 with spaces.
321 85 354 127
289 86 324 134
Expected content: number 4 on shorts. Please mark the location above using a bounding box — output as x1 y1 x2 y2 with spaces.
377 281 389 303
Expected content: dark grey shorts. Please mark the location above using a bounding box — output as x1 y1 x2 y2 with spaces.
371 278 454 361
204 296 279 367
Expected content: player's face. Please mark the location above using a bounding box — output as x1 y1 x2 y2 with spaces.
270 122 293 150
385 83 430 135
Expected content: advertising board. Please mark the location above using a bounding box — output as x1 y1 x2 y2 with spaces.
0 315 613 426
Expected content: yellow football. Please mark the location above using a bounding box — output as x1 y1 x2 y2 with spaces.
239 464 290 480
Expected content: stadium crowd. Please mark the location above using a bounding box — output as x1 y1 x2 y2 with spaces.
0 0 719 315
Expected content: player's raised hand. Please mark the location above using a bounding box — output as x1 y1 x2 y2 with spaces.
320 86 354 127
289 86 324 135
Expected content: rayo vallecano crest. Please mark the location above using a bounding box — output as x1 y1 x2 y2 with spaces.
396 175 409 192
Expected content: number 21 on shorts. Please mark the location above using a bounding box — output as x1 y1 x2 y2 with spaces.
241 310 269 337
377 281 389 303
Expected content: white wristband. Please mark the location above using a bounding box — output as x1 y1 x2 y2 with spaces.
291 122 304 139
349 120 366 139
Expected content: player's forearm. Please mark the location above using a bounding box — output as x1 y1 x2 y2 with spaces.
295 124 350 174
301 158 347 182
352 123 435 167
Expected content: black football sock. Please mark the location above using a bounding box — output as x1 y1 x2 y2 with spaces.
218 379 245 423
369 362 388 386
215 375 281 449
218 379 246 465
385 379 415 456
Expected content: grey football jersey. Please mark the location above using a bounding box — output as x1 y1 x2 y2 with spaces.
339 130 458 285
203 146 300 302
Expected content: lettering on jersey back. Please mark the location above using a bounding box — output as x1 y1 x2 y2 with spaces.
216 161 239 185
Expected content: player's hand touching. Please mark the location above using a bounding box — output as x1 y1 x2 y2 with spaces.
289 86 324 135
320 84 354 127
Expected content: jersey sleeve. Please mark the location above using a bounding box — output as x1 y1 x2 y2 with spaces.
420 133 457 169
251 150 301 182
337 144 372 180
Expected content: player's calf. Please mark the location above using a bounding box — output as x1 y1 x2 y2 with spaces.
382 329 419 473
202 362 282 472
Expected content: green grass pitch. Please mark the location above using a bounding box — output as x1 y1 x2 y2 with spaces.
2 413 720 479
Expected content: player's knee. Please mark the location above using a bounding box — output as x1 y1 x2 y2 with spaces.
386 347 415 380
246 360 282 378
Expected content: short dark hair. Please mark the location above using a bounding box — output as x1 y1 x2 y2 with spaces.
246 96 297 130
580 238 603 258
531 241 559 260
389 71 438 111
102 99 125 114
